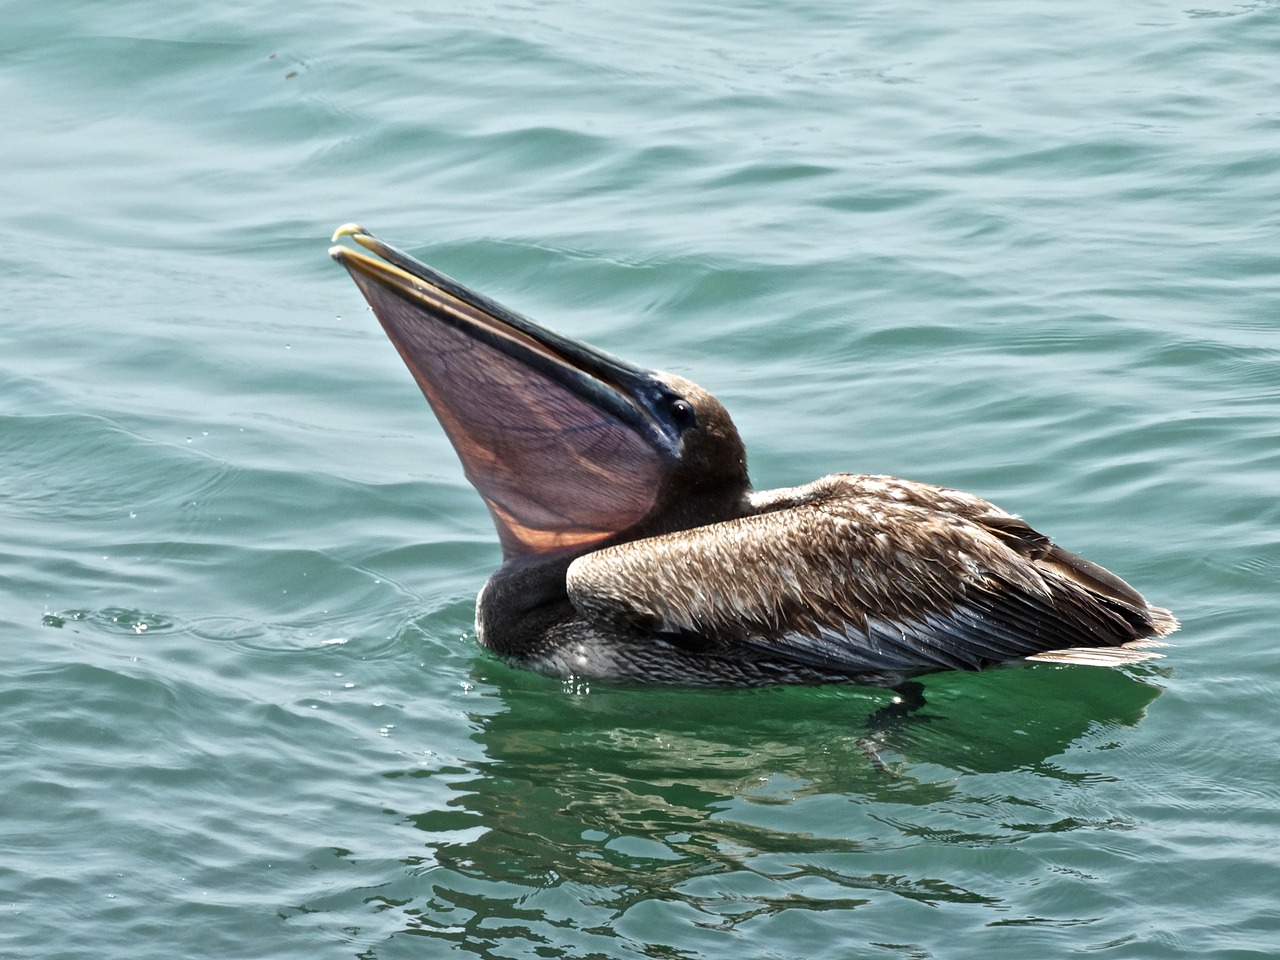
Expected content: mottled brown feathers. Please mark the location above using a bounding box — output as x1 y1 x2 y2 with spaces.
567 474 1176 677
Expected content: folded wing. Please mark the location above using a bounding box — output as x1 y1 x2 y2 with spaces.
566 475 1176 677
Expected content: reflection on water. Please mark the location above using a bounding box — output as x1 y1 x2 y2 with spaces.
323 664 1162 956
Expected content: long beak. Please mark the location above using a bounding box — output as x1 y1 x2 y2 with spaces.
330 225 680 559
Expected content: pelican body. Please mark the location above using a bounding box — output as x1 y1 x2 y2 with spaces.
330 226 1176 687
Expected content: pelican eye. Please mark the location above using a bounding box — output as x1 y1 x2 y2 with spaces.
668 398 697 430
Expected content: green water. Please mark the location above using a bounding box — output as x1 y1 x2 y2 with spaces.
4 2 1279 957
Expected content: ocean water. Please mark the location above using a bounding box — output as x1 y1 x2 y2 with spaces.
3 1 1279 957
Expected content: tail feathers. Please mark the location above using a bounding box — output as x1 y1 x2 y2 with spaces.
1026 637 1173 667
1142 605 1180 639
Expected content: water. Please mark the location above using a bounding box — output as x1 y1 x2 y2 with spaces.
3 1 1279 957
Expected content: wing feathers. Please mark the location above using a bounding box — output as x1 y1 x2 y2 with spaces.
567 474 1176 678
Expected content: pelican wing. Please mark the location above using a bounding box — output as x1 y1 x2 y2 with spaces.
566 475 1175 677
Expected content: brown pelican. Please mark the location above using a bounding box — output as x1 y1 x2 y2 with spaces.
330 225 1177 688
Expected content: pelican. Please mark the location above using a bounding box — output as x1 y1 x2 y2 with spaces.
330 225 1176 687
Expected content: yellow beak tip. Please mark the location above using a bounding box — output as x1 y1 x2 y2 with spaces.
331 222 369 243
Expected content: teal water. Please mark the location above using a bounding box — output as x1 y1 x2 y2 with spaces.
4 1 1279 957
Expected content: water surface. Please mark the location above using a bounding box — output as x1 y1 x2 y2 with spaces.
3 1 1279 957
